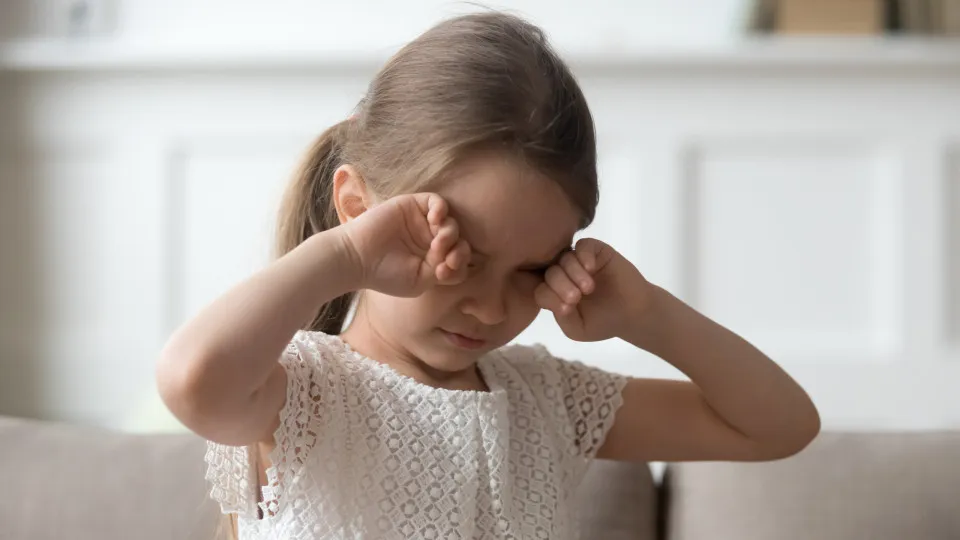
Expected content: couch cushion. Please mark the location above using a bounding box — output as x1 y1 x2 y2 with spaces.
576 458 658 540
0 415 658 540
0 415 219 540
662 431 960 540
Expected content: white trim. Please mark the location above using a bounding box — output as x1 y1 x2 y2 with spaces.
3 36 960 72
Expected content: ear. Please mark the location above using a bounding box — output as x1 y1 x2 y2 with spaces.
332 164 372 225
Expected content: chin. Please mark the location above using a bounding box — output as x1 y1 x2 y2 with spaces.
415 330 494 370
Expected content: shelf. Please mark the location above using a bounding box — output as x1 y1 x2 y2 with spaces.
2 35 960 72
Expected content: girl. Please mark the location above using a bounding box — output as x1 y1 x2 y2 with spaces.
157 12 820 540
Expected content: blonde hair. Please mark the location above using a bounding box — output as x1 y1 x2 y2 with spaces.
275 11 600 335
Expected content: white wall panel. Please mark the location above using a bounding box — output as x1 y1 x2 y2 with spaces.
165 138 307 335
680 139 904 361
0 142 164 427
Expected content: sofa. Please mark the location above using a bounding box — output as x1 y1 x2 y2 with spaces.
2 415 959 540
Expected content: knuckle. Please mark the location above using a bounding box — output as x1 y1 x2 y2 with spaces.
560 252 578 267
545 266 564 281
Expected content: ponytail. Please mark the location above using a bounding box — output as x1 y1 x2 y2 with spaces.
275 120 356 334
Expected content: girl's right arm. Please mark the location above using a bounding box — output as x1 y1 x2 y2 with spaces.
156 192 469 448
156 228 363 447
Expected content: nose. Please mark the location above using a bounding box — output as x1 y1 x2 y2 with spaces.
460 275 508 326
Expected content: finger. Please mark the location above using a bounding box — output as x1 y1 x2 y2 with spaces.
573 240 598 273
444 239 470 272
422 193 448 233
559 251 594 294
544 265 582 306
427 217 459 267
437 239 470 285
534 282 575 315
435 261 457 284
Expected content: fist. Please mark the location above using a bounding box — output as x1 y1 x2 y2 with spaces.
535 238 654 342
341 193 471 297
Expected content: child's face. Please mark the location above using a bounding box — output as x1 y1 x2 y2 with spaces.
358 151 582 372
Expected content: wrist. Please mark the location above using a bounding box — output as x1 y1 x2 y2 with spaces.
301 226 366 294
333 224 367 290
621 284 674 353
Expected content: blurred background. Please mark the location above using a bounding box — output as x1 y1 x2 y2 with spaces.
0 0 958 436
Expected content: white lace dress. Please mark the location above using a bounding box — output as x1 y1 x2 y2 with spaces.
204 331 627 540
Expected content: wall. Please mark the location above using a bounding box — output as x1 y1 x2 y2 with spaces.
1 2 959 433
0 0 751 47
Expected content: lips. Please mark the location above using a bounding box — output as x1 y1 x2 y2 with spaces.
441 329 488 350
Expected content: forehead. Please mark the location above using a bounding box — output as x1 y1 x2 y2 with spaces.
434 152 580 257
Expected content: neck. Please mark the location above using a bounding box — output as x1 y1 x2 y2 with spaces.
340 309 488 392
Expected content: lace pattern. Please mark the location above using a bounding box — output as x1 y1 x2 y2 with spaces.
204 331 628 540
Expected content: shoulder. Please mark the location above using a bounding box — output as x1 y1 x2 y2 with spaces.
286 329 342 353
281 330 347 368
492 341 599 378
492 341 549 364
280 330 349 377
490 341 555 377
490 341 629 399
487 342 578 396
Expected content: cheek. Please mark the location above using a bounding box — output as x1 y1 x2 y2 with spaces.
365 292 435 328
512 272 543 300
507 275 542 322
390 288 459 323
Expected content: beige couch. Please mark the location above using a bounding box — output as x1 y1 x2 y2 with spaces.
2 415 959 539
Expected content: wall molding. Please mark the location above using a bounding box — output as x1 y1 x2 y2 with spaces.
4 37 960 73
678 135 906 360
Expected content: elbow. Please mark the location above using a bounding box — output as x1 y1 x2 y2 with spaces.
156 337 277 446
155 348 199 429
790 396 822 453
759 405 822 461
797 406 822 451
155 337 220 433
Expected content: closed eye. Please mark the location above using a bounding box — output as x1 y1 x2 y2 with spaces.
520 265 551 277
520 247 570 277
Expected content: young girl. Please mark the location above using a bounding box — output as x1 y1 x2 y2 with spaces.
157 12 820 540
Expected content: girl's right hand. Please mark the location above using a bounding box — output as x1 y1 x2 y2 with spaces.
340 193 471 297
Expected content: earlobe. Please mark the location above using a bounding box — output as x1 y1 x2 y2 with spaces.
332 164 371 225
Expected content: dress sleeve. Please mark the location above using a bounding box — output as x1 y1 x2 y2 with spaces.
551 354 628 461
203 331 335 518
508 344 628 463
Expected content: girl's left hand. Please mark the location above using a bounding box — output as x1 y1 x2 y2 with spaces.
534 238 655 342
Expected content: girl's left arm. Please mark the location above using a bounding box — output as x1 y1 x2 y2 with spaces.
535 238 820 463
599 285 821 462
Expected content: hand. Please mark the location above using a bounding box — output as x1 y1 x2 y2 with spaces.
534 238 655 342
340 193 471 297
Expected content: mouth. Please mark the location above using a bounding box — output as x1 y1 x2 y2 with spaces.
440 329 488 350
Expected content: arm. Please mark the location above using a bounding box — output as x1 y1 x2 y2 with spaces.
156 191 467 449
535 238 820 463
597 285 821 462
155 228 361 447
